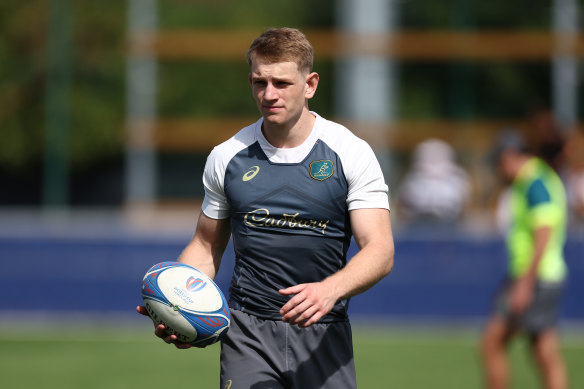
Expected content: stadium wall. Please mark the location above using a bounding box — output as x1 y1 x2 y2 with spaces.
2 236 582 322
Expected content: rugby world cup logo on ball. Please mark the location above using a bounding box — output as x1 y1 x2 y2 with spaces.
142 262 230 347
186 276 206 293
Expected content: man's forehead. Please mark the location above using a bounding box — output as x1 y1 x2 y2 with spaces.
250 60 301 77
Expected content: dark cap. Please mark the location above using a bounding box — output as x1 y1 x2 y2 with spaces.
488 128 528 164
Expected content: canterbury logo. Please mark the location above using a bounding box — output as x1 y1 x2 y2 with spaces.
242 166 260 182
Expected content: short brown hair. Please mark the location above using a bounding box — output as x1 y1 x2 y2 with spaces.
246 27 314 74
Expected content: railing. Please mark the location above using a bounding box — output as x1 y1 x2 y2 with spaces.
131 29 584 61
128 29 582 152
125 29 582 208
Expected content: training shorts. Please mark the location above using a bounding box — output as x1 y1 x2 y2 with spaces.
220 309 357 389
494 277 564 335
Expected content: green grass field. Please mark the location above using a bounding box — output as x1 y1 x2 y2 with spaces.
2 323 583 388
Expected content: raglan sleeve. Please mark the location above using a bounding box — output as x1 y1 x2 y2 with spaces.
527 178 561 228
344 137 390 211
201 147 231 220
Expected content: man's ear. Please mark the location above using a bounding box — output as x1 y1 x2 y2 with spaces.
248 73 253 86
305 72 319 99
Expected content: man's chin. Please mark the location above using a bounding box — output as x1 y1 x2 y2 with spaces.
262 113 284 125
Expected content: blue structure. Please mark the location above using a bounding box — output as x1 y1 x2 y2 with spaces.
2 235 582 322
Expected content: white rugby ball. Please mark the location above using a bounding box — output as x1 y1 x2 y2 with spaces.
141 261 230 347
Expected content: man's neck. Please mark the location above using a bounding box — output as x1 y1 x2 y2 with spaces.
514 155 533 179
261 110 316 149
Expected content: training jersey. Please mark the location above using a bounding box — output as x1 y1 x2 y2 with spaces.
201 113 389 322
507 157 567 282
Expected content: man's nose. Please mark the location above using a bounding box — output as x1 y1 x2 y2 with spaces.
264 83 278 100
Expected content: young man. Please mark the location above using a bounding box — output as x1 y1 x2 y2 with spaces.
137 27 394 388
480 131 568 389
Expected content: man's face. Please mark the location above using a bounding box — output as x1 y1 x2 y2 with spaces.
249 59 317 128
497 150 517 183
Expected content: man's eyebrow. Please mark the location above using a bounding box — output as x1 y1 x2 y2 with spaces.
251 74 294 83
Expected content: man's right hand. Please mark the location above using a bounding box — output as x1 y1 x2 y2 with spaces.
136 305 195 349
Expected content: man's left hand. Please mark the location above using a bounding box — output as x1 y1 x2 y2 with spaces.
279 282 337 327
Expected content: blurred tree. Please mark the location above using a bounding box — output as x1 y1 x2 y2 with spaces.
69 1 126 170
158 0 335 29
401 1 552 29
0 0 126 171
0 1 47 170
0 0 579 205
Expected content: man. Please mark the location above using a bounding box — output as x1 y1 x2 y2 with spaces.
480 131 568 389
137 27 394 388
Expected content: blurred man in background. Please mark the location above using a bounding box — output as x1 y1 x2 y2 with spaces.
396 138 471 234
562 126 584 236
480 131 568 389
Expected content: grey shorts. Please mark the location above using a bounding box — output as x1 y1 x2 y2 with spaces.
494 278 564 335
220 309 356 389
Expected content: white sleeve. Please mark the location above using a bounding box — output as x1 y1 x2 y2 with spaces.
344 138 390 211
200 122 259 219
201 147 231 220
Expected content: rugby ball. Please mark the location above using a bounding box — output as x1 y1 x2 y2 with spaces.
141 261 230 347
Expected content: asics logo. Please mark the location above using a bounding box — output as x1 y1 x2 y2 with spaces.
223 380 233 389
242 166 260 182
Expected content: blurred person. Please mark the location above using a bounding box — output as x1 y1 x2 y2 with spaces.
137 27 394 389
480 130 568 389
526 106 584 235
396 138 471 231
527 107 566 173
562 126 584 234
566 169 584 232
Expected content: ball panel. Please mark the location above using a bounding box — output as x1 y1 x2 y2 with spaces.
156 267 224 313
141 277 167 303
190 323 230 347
144 298 198 343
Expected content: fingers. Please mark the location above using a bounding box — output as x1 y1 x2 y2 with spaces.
280 286 309 318
280 284 330 327
175 342 195 349
286 304 321 327
153 324 177 344
155 324 194 349
281 298 312 322
279 284 303 296
154 324 170 339
283 303 324 327
138 306 194 348
298 309 325 328
136 305 149 316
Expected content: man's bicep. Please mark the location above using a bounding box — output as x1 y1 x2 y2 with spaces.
350 208 393 249
342 208 394 292
179 213 231 279
196 212 231 247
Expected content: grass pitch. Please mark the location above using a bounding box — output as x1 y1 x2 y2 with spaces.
2 322 582 388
